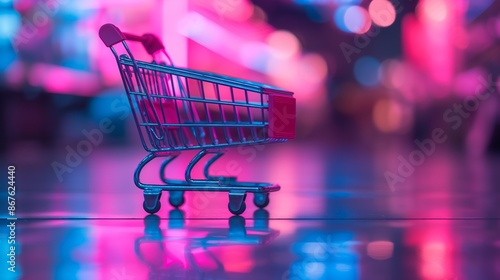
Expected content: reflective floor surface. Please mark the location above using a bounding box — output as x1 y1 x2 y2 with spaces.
1 142 500 279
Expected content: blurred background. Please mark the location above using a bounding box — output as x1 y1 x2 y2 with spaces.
1 0 499 156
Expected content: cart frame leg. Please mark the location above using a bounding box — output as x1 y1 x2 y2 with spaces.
135 151 185 189
159 152 184 184
135 152 157 189
159 152 186 207
185 149 236 184
203 151 236 182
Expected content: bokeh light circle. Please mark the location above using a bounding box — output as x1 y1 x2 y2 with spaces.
373 99 403 132
344 6 371 34
354 56 381 87
368 0 396 27
334 5 371 34
299 53 328 85
267 30 301 59
334 5 351 32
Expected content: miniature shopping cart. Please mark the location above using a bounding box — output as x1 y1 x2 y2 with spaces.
99 24 295 215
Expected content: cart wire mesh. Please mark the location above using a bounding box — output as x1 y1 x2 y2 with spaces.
119 55 294 152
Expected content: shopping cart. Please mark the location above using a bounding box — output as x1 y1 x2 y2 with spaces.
99 23 296 215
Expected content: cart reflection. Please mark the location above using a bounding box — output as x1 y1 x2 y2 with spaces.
135 209 279 279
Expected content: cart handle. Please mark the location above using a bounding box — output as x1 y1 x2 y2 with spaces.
99 23 164 55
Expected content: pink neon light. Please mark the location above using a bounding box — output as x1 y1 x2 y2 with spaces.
403 0 468 92
27 63 99 96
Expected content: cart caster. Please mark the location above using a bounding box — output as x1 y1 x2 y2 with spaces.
253 193 270 208
143 201 161 214
228 202 246 215
228 193 247 215
168 191 185 208
143 191 162 214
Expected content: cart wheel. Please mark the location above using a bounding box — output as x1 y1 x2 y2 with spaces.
253 193 270 208
228 201 246 215
143 201 161 214
228 193 247 215
168 191 185 208
143 191 162 214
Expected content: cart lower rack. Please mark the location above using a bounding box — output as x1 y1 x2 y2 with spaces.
99 24 296 215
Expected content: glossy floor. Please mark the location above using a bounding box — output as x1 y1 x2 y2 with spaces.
1 142 500 279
